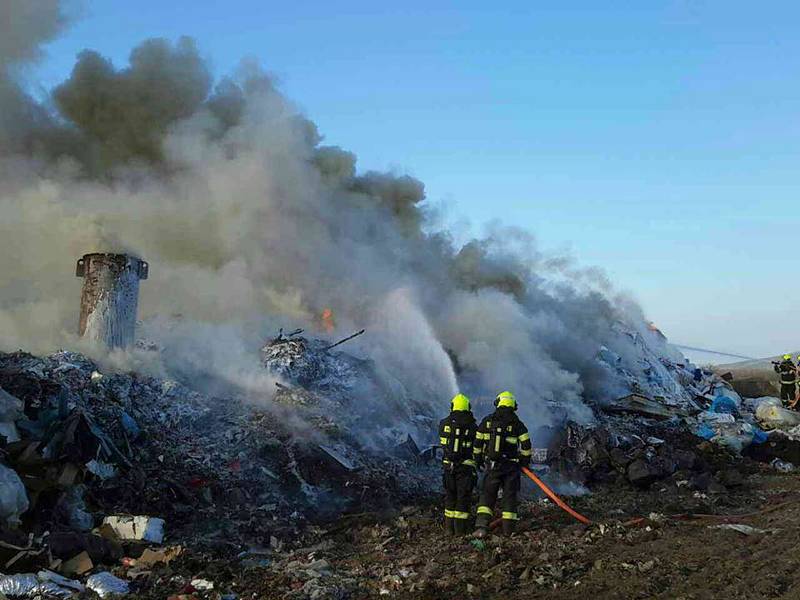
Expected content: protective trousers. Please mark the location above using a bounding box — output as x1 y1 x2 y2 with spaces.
475 462 521 535
443 464 476 535
780 383 796 405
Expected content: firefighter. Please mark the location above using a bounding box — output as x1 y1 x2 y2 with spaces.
773 355 797 407
438 393 478 536
472 391 532 537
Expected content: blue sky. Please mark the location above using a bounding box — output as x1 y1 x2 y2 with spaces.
32 1 800 358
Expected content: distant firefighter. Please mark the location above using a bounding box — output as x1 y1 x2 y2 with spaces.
773 354 797 407
438 393 478 536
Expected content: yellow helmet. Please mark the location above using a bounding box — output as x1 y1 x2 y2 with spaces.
450 393 471 412
784 354 792 360
495 390 517 409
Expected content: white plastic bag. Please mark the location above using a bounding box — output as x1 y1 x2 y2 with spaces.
0 464 29 526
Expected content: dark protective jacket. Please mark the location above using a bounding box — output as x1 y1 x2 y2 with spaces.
775 360 797 385
473 406 532 467
439 410 478 468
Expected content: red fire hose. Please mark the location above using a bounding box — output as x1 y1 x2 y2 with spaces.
522 466 592 525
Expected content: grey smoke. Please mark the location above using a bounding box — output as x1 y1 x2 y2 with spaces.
0 4 683 437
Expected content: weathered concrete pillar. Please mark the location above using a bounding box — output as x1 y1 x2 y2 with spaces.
76 253 149 349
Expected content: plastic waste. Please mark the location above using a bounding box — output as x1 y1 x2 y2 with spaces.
712 384 742 407
0 464 29 527
120 412 141 439
86 572 130 597
771 458 795 473
710 422 757 453
37 570 85 593
0 387 22 443
697 411 735 424
755 397 800 428
695 424 715 440
0 573 38 596
191 579 215 591
751 428 768 445
58 485 93 531
710 395 738 415
0 387 22 420
86 459 117 480
0 571 82 598
0 422 20 444
710 524 770 535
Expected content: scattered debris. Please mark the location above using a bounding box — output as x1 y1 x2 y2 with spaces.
754 397 800 428
102 516 165 544
0 464 28 527
771 458 795 473
60 551 93 576
86 572 129 598
604 394 686 420
709 524 772 536
136 545 183 567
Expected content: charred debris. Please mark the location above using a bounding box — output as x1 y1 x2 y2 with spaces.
0 308 797 595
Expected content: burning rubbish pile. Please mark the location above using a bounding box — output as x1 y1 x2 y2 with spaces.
1 2 797 597
0 345 442 598
261 328 436 446
0 325 794 598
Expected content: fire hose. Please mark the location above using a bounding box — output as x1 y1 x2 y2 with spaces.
522 466 592 525
490 467 592 528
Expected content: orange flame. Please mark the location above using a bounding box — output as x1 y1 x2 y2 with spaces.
321 308 335 333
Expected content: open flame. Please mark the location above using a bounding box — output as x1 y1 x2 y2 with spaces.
321 308 335 333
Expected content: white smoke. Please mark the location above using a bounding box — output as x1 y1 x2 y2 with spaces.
0 5 684 438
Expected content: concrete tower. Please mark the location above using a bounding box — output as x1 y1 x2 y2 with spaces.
76 253 149 349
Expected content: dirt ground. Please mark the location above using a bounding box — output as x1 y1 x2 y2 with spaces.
130 456 800 600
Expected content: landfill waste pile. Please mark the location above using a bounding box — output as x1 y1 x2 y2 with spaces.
1 5 799 594
0 345 441 598
1 331 799 598
261 329 434 444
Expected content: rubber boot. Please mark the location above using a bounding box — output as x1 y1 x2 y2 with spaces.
501 519 517 536
473 513 490 538
444 516 455 536
454 518 468 537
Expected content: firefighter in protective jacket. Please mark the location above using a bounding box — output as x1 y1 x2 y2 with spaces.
473 391 532 537
438 393 478 536
774 355 797 406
